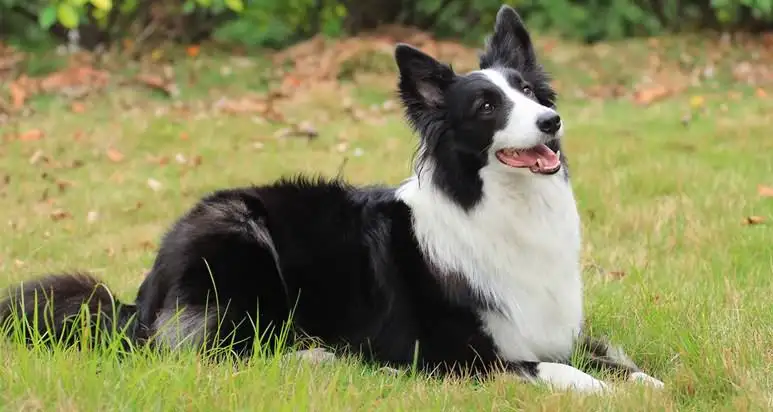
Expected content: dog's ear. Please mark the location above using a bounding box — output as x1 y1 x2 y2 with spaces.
395 44 455 109
479 5 538 71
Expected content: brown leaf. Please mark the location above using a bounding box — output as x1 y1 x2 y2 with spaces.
106 148 124 162
137 74 179 98
56 179 73 193
608 270 626 280
50 209 72 221
9 81 26 109
633 84 672 105
745 216 765 225
71 101 86 113
758 185 773 198
756 88 768 98
19 129 44 141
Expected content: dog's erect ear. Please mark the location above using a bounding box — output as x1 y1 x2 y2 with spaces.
479 5 538 71
395 43 455 108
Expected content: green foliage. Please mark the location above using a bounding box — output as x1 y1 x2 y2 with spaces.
2 0 773 48
211 0 346 49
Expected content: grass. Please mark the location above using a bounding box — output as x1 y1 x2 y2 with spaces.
1 36 773 411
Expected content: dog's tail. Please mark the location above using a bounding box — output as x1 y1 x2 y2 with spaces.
0 273 140 350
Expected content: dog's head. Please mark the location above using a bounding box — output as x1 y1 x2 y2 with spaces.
395 6 564 208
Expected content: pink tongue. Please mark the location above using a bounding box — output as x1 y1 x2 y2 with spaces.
497 144 560 172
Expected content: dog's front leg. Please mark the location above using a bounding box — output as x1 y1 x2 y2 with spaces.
576 335 664 389
505 361 609 393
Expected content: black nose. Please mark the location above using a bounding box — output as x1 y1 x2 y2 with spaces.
536 113 561 135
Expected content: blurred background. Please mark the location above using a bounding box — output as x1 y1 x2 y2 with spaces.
2 0 773 48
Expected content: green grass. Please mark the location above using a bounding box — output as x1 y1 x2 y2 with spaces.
1 38 773 411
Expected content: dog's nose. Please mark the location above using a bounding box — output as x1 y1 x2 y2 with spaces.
536 113 561 135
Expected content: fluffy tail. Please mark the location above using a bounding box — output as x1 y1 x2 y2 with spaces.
0 273 139 350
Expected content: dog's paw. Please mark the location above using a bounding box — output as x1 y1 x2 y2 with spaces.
536 362 610 394
628 371 665 389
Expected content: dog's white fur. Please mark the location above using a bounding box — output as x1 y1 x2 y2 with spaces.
480 69 565 152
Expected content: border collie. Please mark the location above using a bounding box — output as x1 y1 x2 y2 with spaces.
1 6 663 393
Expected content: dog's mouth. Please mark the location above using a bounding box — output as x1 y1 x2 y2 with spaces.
495 144 561 175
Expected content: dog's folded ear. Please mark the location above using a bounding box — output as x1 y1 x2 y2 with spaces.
395 44 455 109
479 5 538 71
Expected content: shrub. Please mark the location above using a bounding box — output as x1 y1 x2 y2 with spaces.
1 0 772 49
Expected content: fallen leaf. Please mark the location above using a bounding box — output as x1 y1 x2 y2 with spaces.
745 216 765 225
137 74 179 98
689 95 705 109
186 45 200 58
9 81 26 109
758 185 773 197
29 150 47 165
147 178 162 191
633 84 672 105
756 88 768 98
71 101 86 113
608 270 626 280
106 148 124 162
50 209 72 221
180 132 189 140
56 179 73 192
19 129 44 141
86 210 99 224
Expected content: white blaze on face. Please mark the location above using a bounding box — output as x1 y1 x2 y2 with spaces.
478 69 562 151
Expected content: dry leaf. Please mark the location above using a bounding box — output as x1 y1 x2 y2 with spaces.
9 81 26 109
71 101 86 113
50 209 72 221
29 150 46 165
186 45 201 58
137 74 179 98
745 216 765 225
689 95 705 109
86 210 99 224
106 148 124 162
147 178 162 192
56 179 73 192
19 129 44 141
633 85 672 105
755 88 767 98
608 270 626 280
758 185 773 198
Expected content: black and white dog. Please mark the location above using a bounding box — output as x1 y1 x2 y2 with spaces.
1 6 663 393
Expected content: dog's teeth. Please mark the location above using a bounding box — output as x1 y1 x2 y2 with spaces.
556 150 561 158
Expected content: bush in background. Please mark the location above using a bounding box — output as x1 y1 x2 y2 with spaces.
1 0 772 49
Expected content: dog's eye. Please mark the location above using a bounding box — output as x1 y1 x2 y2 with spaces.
522 86 534 97
480 101 495 114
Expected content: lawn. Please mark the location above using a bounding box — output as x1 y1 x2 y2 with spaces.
1 34 772 411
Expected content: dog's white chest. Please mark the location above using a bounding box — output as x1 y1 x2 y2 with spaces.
399 171 584 362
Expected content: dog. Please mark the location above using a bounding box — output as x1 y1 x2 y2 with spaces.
0 5 663 393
